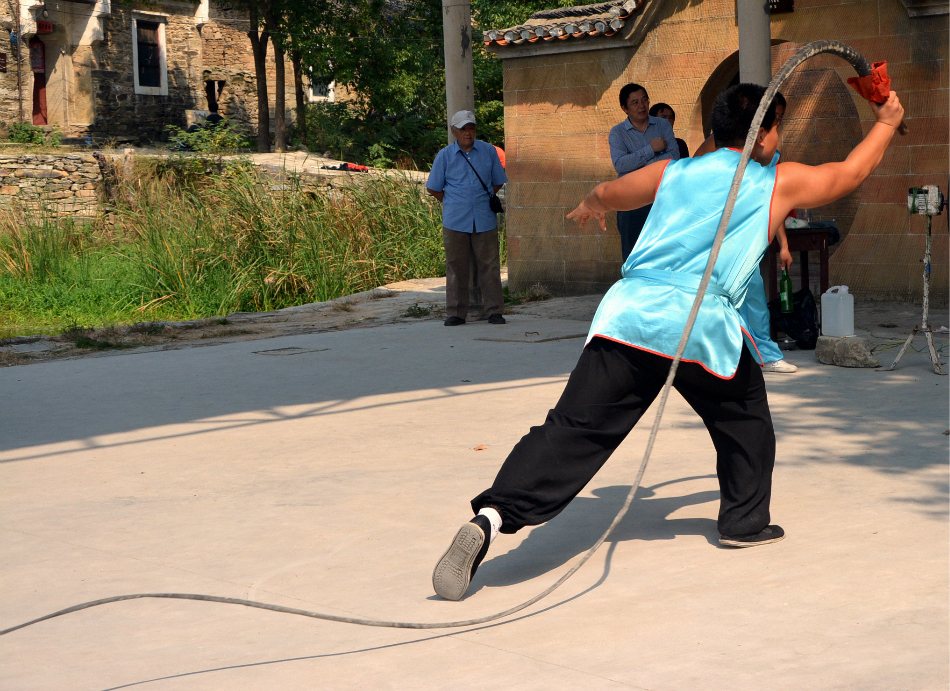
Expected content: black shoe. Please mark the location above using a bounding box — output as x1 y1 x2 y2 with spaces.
719 524 785 548
432 515 491 600
443 316 465 326
488 314 506 325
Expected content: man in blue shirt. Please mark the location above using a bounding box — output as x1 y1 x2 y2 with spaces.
426 110 508 326
608 83 679 261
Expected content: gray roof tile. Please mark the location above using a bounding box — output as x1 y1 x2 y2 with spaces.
484 0 639 47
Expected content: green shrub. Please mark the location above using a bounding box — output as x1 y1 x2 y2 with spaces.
165 122 251 156
161 123 254 180
9 122 62 146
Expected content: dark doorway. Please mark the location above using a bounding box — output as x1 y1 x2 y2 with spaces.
31 73 47 125
29 37 47 125
204 79 225 112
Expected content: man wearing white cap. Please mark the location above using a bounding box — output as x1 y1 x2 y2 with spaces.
426 110 508 326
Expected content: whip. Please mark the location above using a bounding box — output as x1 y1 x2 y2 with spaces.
1 40 892 638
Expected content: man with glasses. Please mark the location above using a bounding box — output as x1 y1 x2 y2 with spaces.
609 83 679 261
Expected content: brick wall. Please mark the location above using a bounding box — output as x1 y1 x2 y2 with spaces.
502 0 949 304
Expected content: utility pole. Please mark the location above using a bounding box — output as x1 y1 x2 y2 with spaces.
441 0 474 144
737 0 772 86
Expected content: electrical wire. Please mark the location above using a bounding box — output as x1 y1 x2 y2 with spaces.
0 39 879 639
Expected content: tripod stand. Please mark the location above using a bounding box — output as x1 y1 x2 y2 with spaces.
886 188 947 375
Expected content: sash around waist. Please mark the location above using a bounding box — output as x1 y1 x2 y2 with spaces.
625 269 735 306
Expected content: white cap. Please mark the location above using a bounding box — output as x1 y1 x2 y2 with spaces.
450 110 476 129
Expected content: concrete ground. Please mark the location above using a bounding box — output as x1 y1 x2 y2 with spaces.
1 291 947 690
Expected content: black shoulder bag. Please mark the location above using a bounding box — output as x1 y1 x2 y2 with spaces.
461 152 504 214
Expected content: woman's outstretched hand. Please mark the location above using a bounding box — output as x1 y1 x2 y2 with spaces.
567 200 607 231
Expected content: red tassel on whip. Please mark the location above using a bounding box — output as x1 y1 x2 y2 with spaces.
847 62 908 134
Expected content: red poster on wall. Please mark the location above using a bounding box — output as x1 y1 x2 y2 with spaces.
29 39 45 73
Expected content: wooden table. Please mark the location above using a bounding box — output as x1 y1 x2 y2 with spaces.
767 226 832 338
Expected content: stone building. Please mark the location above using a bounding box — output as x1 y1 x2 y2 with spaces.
486 0 948 304
0 0 301 142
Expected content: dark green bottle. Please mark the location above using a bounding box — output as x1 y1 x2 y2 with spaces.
779 269 794 313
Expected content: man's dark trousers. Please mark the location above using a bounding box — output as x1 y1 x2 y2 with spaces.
617 204 652 262
472 338 776 539
443 226 504 319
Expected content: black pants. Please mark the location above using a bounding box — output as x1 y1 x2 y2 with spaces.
472 338 776 538
617 204 652 262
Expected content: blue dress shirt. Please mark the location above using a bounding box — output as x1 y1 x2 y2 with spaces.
608 115 679 177
426 140 508 233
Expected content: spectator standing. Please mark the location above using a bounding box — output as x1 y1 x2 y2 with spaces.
609 83 679 262
426 110 508 326
649 103 690 159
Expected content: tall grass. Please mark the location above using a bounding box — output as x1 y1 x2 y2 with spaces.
0 165 456 337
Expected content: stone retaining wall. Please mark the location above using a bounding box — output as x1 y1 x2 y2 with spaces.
0 153 101 216
0 152 433 219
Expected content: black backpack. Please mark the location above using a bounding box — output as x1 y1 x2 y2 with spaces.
768 288 820 350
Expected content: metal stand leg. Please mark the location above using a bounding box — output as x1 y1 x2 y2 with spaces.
887 216 947 375
924 329 945 375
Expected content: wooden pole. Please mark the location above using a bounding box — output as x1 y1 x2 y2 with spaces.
441 0 474 144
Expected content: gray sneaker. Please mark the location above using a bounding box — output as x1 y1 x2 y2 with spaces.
432 515 491 600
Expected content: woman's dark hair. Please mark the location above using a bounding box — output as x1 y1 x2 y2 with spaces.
710 83 784 148
649 103 674 117
619 83 649 108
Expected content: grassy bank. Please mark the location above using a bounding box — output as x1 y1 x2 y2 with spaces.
0 165 471 339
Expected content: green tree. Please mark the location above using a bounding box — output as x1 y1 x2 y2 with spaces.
274 0 578 165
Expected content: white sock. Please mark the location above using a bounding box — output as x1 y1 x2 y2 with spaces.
477 507 502 544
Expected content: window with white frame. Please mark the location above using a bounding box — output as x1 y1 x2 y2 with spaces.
308 80 335 103
132 14 167 95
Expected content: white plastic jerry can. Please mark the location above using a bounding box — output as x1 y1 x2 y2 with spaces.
821 286 854 337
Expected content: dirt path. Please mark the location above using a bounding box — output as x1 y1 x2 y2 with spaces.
0 272 604 367
1 272 944 369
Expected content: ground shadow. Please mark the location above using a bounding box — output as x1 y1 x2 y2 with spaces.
469 478 720 595
1 317 945 483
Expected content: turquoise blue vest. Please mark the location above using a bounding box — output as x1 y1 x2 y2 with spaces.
586 148 779 378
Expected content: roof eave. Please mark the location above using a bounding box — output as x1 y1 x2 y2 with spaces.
485 5 645 60
486 31 634 59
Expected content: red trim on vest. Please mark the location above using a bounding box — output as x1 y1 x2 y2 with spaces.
768 163 780 245
741 327 765 365
588 335 739 380
654 159 672 199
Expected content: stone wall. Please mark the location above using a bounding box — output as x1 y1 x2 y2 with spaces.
500 0 949 304
200 6 300 139
0 27 27 131
0 152 100 215
88 5 204 140
0 2 301 145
